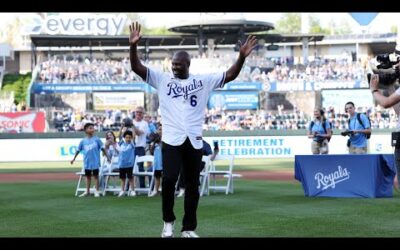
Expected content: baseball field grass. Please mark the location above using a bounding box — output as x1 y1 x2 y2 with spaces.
1 158 400 237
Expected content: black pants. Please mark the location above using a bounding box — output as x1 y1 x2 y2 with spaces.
162 138 202 232
135 146 146 188
177 162 205 189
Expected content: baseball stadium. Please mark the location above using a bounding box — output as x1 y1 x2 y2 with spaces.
1 12 400 238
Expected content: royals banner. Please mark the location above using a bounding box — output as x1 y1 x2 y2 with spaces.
0 112 46 133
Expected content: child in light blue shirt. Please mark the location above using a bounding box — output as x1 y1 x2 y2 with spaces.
71 123 109 197
116 130 136 197
149 124 163 197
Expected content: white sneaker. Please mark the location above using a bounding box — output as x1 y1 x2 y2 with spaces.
181 231 199 238
177 189 185 197
79 192 89 197
118 191 125 197
161 222 174 238
129 191 137 197
94 191 100 197
149 190 158 197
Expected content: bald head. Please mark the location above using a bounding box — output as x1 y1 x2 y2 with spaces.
171 51 191 79
173 51 191 65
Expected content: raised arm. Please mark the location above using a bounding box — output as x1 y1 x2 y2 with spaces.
370 74 400 109
224 35 258 84
129 21 147 80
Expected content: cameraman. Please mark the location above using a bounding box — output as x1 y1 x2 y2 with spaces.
307 108 332 154
343 102 371 154
370 73 400 188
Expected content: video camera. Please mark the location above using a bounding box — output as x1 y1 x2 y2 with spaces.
368 51 400 88
122 117 133 128
341 130 354 137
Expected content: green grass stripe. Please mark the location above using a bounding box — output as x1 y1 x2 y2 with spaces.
1 179 400 237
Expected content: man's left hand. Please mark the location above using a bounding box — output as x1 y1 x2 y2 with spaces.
239 35 258 58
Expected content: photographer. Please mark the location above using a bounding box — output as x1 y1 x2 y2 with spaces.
370 73 400 189
307 108 332 155
342 102 371 154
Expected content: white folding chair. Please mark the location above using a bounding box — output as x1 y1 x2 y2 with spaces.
102 155 121 196
200 155 211 197
207 155 235 195
75 155 114 196
132 155 155 196
75 168 99 196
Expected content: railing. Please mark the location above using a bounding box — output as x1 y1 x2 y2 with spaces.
0 65 4 89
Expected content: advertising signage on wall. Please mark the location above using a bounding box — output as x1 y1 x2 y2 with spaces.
266 80 368 92
208 91 259 110
321 89 374 111
0 112 46 133
219 82 263 91
93 92 144 111
31 83 155 93
21 13 128 36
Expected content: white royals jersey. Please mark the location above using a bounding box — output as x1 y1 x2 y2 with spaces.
146 68 226 149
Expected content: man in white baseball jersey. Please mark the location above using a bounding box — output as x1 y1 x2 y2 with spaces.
129 21 257 238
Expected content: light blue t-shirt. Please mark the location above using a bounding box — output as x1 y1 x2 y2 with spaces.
78 136 104 170
309 119 331 142
118 141 135 168
348 113 371 148
153 144 163 171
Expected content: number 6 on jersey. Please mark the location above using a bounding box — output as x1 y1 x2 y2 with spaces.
190 95 197 107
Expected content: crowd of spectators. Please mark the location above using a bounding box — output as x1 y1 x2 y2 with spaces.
35 53 368 86
49 105 398 133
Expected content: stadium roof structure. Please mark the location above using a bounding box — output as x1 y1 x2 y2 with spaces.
30 33 324 48
168 19 275 34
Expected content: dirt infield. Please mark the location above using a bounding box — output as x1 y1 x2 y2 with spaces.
0 170 295 183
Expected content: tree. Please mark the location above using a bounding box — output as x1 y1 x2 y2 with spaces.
390 25 397 34
274 13 301 34
308 15 330 34
143 26 174 35
326 17 354 35
336 19 353 35
120 13 143 35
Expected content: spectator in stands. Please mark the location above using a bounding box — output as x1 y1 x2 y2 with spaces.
344 102 371 154
70 122 110 197
176 139 219 198
129 21 257 238
307 108 332 154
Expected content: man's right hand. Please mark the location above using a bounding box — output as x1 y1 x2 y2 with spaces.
370 74 379 91
129 21 142 46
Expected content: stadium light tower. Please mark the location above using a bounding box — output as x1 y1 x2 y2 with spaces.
301 13 310 65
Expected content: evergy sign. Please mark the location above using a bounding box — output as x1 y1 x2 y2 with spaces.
24 14 128 36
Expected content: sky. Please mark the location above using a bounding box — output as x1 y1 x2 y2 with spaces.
0 12 399 34
139 12 399 34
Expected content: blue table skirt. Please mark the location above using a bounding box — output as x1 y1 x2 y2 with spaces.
294 154 396 198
